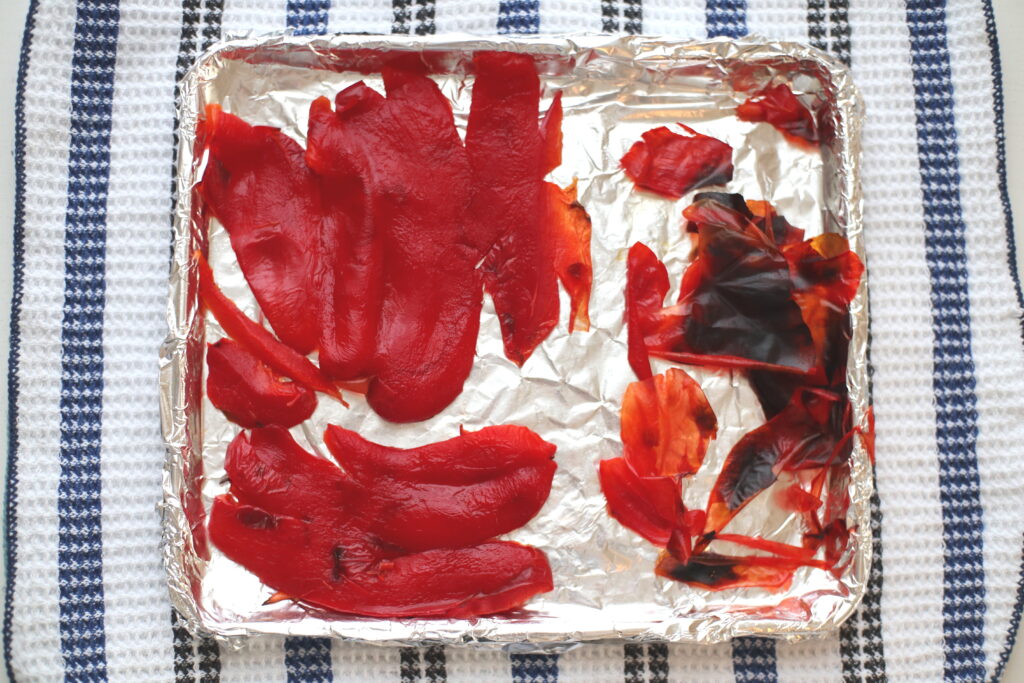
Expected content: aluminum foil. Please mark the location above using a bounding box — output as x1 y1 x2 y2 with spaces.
159 33 871 649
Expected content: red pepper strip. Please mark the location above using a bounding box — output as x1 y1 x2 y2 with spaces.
620 125 734 199
328 66 484 422
323 423 556 485
546 179 593 333
206 338 316 429
466 51 561 365
655 551 797 592
736 84 819 146
197 105 325 354
625 242 671 380
703 387 845 535
598 457 684 547
304 89 384 382
620 368 717 478
224 426 556 553
356 464 556 552
540 91 563 175
195 251 344 402
209 496 553 618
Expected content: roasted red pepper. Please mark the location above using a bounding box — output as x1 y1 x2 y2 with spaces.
211 497 552 618
620 368 717 478
467 51 575 365
198 104 328 354
736 84 819 147
196 251 342 401
620 125 734 199
324 423 556 485
199 55 590 422
210 425 556 617
306 65 484 423
206 338 316 429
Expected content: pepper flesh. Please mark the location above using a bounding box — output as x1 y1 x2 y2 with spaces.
198 104 327 354
211 425 556 617
306 65 483 423
620 125 734 199
466 51 563 365
324 423 556 485
736 84 819 146
196 251 342 401
206 338 316 429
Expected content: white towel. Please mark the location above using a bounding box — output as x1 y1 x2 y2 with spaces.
5 0 1023 681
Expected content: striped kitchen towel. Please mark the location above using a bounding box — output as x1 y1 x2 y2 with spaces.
5 0 1024 681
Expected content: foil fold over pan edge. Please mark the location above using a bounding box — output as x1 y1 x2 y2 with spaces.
159 33 871 650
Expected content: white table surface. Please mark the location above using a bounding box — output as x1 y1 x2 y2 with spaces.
0 2 1019 680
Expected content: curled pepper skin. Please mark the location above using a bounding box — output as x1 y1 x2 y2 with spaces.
466 51 562 365
736 84 819 147
620 368 717 478
206 338 316 429
627 195 816 376
196 251 342 401
546 179 593 334
620 125 734 199
625 242 671 381
212 425 556 617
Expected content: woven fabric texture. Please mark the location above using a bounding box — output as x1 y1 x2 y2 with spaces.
5 0 1024 681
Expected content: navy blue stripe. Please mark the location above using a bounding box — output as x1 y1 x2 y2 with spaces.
705 0 746 39
731 637 777 683
983 0 1024 678
284 636 332 683
286 0 331 35
904 2 987 680
497 0 540 34
510 653 558 683
56 1 121 680
3 1 40 680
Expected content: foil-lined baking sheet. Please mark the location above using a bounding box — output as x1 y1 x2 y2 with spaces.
159 33 871 648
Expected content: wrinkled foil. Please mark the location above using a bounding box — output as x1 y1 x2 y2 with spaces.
159 33 871 649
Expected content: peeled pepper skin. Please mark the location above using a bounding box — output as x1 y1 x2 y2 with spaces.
620 125 734 199
206 338 316 429
210 426 556 617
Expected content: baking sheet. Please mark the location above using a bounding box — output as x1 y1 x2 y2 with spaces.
159 33 871 648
